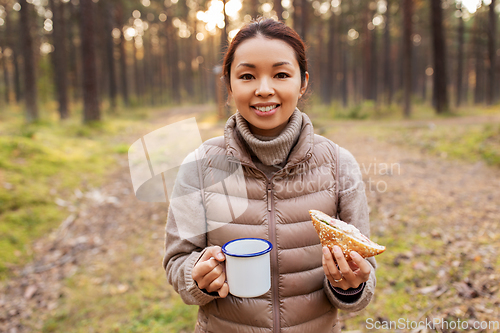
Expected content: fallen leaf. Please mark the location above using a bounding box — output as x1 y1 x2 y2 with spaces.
418 285 438 295
23 285 37 299
454 282 478 299
412 261 427 271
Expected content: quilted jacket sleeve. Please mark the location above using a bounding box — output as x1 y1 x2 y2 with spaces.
323 146 377 312
162 149 220 306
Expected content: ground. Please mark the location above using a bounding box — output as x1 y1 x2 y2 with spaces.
1 106 499 333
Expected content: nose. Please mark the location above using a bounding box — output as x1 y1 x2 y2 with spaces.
255 78 274 97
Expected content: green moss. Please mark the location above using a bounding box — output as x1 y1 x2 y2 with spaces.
0 104 161 281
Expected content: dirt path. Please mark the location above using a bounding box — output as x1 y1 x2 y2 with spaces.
1 109 499 332
327 121 500 330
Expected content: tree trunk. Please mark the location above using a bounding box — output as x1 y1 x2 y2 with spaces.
340 13 348 107
80 0 100 122
104 2 117 111
132 37 141 104
396 36 404 101
19 0 38 122
486 0 497 104
159 43 166 104
370 26 378 101
145 33 155 105
300 0 308 42
68 3 81 103
383 0 393 105
49 0 69 119
12 49 21 103
115 5 129 107
5 7 21 103
456 7 464 107
94 0 106 101
342 43 348 108
250 0 259 20
0 30 10 104
430 0 448 113
184 37 195 97
421 38 428 101
220 0 230 116
402 0 412 117
411 35 419 96
473 17 485 104
463 56 470 104
274 0 283 21
324 13 336 104
208 34 216 101
152 47 158 105
314 20 324 103
143 33 151 104
362 6 372 101
293 0 301 36
165 7 181 104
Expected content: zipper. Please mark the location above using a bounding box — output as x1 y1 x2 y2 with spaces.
229 154 313 333
232 160 280 331
267 180 280 333
267 186 272 211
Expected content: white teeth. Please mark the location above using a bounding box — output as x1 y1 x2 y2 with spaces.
254 104 278 112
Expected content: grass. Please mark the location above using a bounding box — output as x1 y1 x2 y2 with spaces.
309 102 500 168
41 223 198 333
341 211 464 332
3 99 498 332
308 99 499 121
354 120 500 168
0 102 166 280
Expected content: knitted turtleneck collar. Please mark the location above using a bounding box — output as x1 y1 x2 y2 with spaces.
235 108 303 166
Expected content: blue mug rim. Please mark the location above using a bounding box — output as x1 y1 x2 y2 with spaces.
222 238 273 258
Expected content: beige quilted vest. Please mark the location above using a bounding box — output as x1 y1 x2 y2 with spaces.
194 113 341 333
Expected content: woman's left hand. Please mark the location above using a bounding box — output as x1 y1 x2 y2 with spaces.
322 245 371 290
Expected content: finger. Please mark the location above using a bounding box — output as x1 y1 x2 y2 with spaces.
193 258 220 284
218 282 229 298
332 246 355 280
348 260 359 272
350 251 372 278
197 262 224 290
204 262 224 283
206 270 226 293
322 247 341 280
201 246 225 262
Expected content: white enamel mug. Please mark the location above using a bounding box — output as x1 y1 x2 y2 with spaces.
222 238 273 298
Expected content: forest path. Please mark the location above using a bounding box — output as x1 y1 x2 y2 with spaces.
325 115 500 329
1 107 499 332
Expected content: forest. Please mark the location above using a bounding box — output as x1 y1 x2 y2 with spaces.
0 0 498 122
1 0 500 332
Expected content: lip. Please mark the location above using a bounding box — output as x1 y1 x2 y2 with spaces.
251 102 280 107
251 104 280 117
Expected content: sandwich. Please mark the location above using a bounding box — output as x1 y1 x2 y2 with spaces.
309 209 385 260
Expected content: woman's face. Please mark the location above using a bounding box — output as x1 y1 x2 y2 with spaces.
229 35 309 137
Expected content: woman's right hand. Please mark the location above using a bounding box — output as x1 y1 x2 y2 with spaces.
192 246 229 298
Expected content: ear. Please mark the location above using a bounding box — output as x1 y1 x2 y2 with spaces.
299 72 309 98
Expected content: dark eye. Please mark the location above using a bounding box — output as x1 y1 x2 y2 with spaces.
276 72 289 79
239 74 254 80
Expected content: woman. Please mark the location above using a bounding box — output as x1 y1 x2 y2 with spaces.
163 18 377 333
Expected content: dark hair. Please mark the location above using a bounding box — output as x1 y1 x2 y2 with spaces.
222 18 308 91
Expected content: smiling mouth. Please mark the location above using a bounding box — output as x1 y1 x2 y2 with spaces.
252 104 280 112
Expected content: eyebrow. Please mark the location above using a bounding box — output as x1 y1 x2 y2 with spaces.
236 61 292 68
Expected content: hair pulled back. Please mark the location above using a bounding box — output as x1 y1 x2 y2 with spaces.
222 18 308 91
